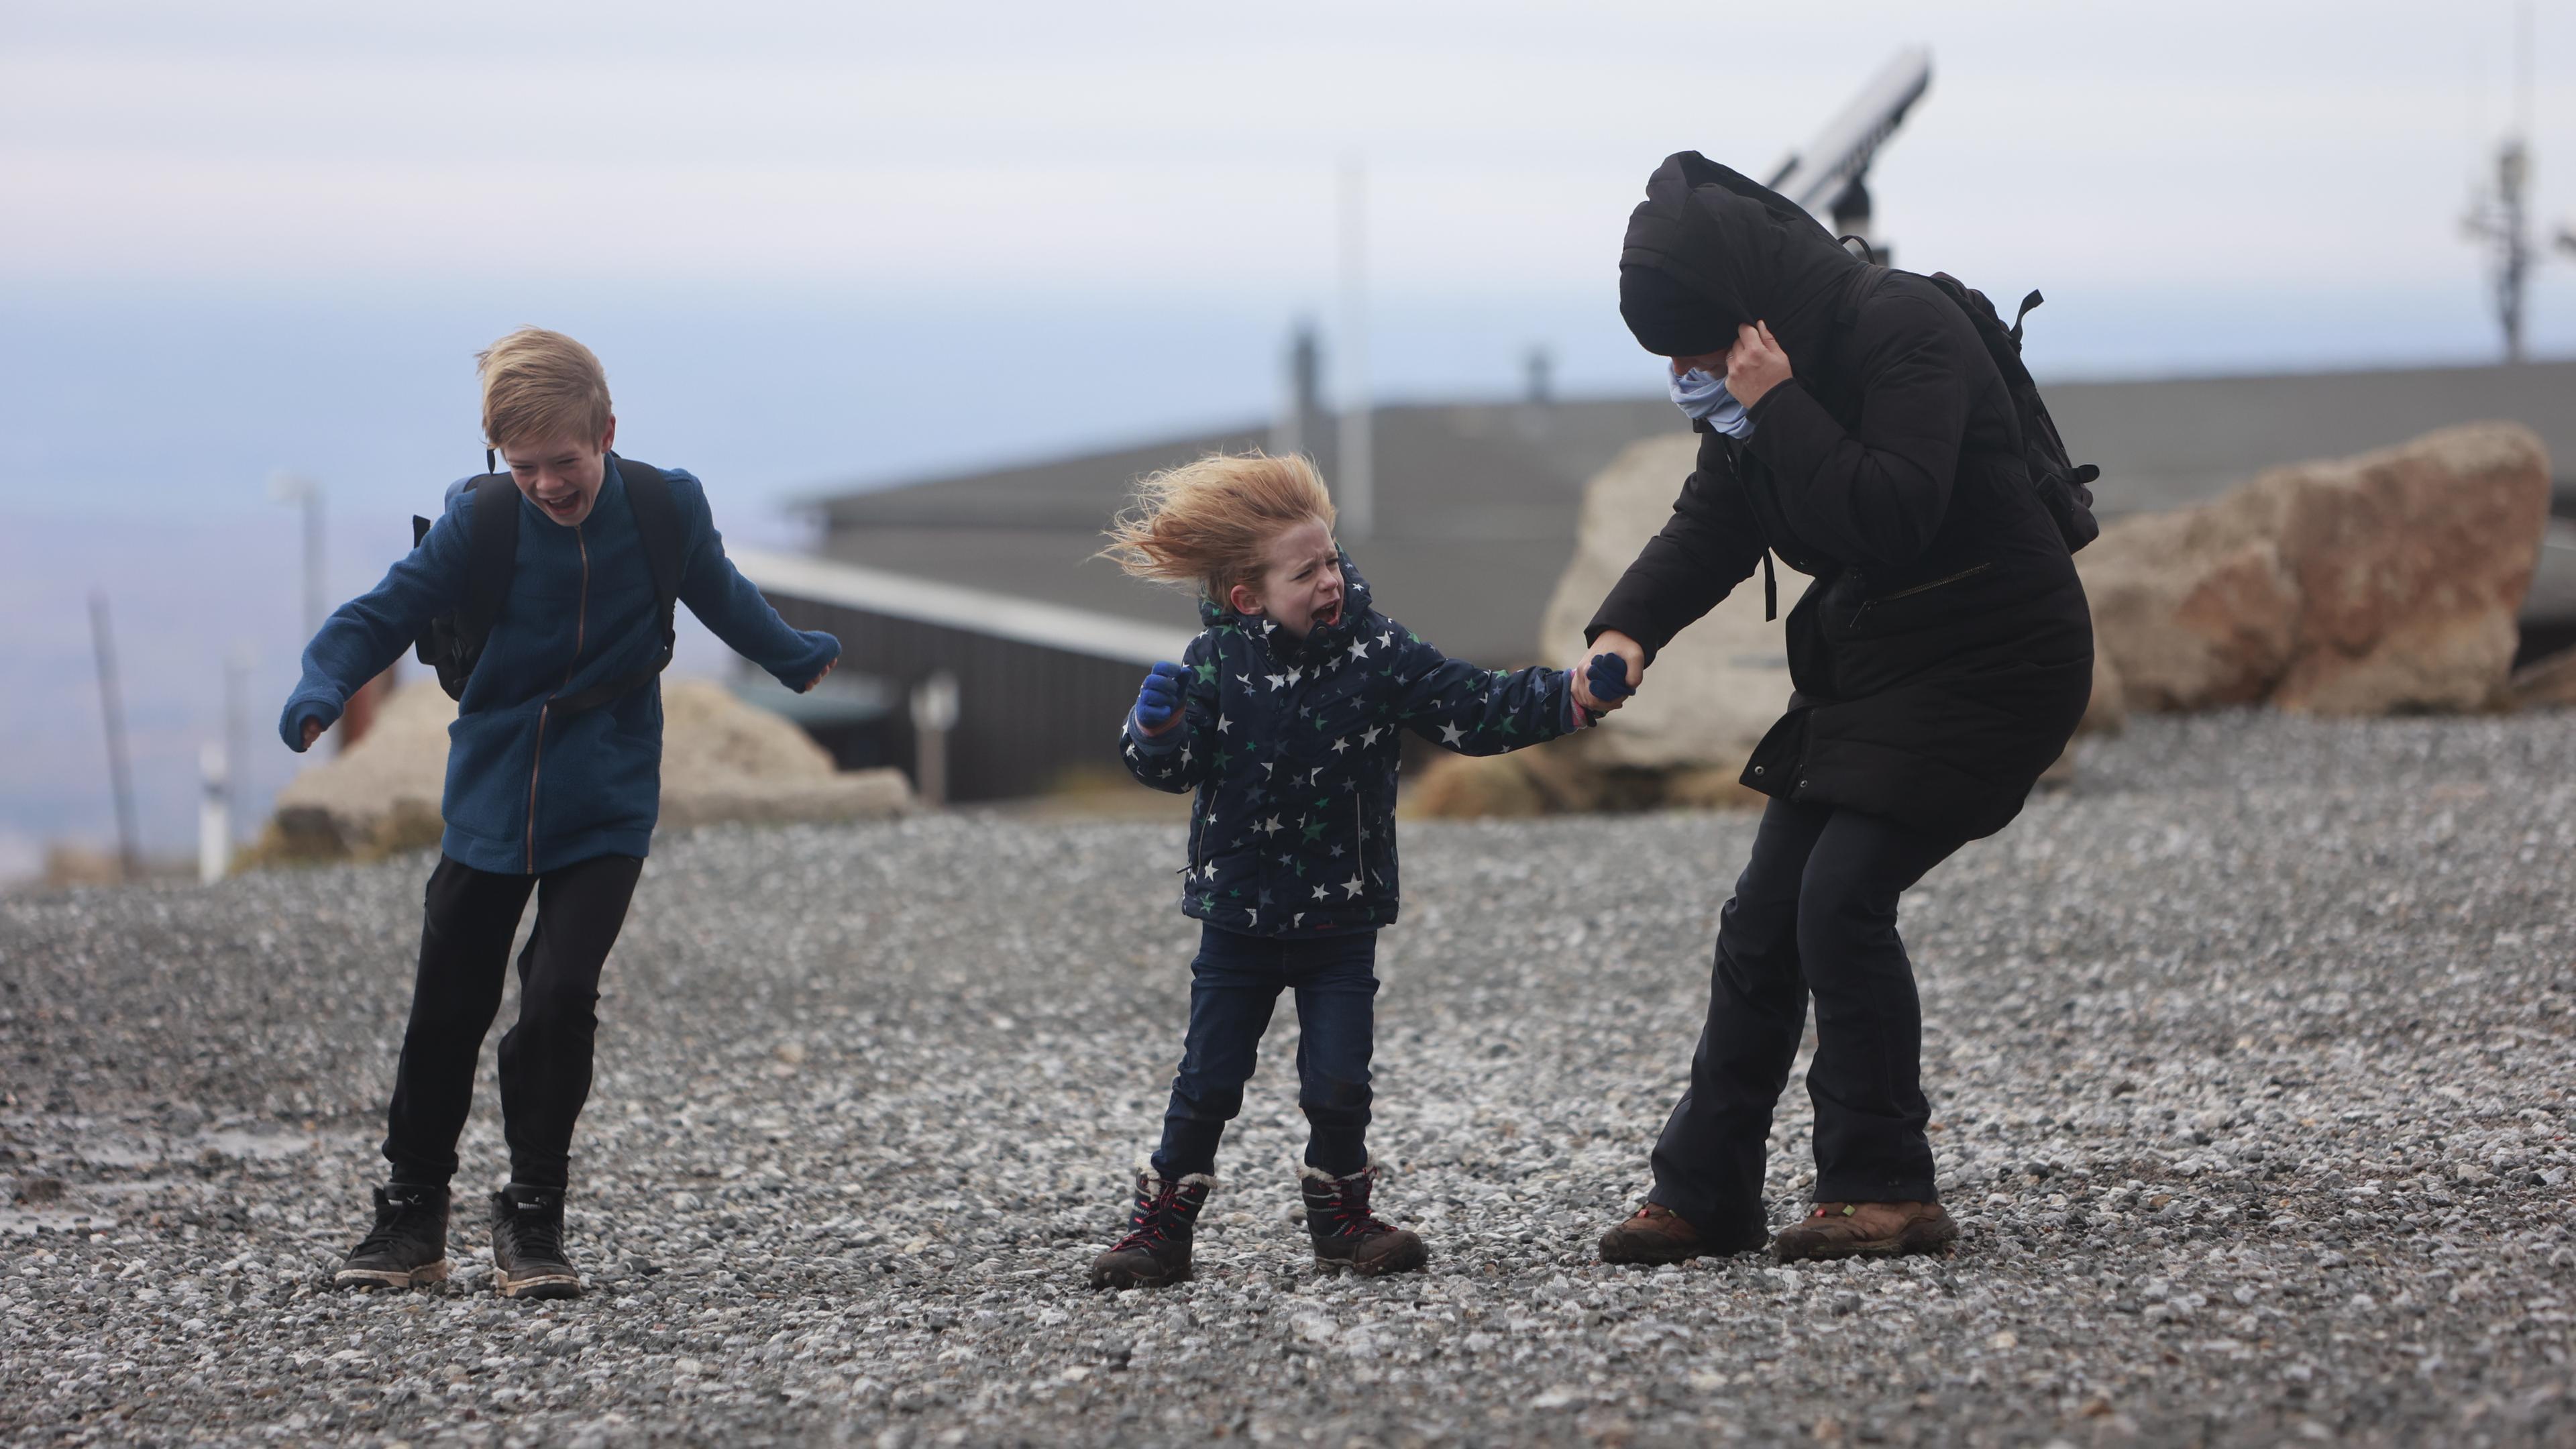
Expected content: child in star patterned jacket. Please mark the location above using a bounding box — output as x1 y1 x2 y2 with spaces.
1079 451 1630 1289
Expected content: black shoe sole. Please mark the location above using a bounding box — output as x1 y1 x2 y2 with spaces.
335 1258 451 1291
1600 1229 1770 1266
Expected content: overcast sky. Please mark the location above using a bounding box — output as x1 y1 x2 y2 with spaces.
5 0 2575 873
7 0 2573 302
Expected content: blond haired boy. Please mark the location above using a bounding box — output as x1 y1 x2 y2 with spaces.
281 328 839 1298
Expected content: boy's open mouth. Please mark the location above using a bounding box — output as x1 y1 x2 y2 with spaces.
1317 601 1343 627
535 492 582 519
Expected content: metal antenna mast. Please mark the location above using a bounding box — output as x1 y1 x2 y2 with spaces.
2464 1 2558 362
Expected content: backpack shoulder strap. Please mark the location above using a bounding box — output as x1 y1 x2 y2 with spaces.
612 455 685 610
460 473 519 645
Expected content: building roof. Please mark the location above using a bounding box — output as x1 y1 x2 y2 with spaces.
803 396 1682 665
2043 360 2576 517
793 360 2576 667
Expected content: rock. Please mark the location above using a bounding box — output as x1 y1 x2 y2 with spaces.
2080 648 2127 737
653 679 915 831
1536 434 1795 777
2509 646 2576 711
2079 423 2550 716
260 678 912 863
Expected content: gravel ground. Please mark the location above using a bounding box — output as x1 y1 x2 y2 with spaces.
6 711 2576 1448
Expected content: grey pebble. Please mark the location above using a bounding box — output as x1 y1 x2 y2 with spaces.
3 710 2575 1445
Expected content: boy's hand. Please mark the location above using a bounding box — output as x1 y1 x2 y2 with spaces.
299 718 325 751
1572 634 1646 720
1132 661 1187 736
799 657 838 694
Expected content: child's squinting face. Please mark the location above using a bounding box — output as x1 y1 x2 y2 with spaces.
504 422 616 527
1230 518 1343 638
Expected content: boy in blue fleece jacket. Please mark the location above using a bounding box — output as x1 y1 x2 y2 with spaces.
1087 451 1633 1287
282 328 838 1299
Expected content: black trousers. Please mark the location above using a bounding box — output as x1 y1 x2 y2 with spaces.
1648 797 1962 1235
382 852 643 1191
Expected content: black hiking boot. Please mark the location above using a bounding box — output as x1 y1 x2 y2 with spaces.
1299 1162 1428 1276
489 1184 584 1300
335 1184 452 1291
1089 1169 1215 1289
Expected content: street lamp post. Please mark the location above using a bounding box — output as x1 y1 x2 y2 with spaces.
268 472 325 638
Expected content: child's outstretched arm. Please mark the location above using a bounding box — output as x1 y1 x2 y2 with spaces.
1385 624 1582 755
1121 634 1218 793
278 501 472 753
672 475 839 690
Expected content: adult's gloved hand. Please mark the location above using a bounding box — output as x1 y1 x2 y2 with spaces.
1586 652 1636 706
1574 649 1639 727
1132 661 1187 736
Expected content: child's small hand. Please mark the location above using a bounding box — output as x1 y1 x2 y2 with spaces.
299 718 325 751
799 657 839 694
1132 661 1187 736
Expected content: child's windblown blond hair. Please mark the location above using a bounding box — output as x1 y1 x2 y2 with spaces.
1100 451 1338 604
477 327 613 450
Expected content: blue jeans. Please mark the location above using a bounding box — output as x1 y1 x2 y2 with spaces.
1151 924 1379 1180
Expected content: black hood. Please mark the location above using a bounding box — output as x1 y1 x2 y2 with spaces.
1617 151 1864 375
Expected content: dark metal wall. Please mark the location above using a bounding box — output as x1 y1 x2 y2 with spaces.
767 596 1152 803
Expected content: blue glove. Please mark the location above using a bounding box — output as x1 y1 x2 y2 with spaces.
1132 661 1186 735
1586 652 1635 704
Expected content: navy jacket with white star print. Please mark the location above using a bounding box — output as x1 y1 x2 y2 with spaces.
1122 557 1576 936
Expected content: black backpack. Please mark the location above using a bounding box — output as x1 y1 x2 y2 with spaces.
411 453 686 710
1848 266 2102 552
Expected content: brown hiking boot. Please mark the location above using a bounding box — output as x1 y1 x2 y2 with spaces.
1770 1201 1958 1263
1089 1169 1215 1289
1299 1163 1428 1276
1598 1202 1768 1265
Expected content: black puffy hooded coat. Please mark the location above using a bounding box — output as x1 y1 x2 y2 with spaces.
1591 152 2094 842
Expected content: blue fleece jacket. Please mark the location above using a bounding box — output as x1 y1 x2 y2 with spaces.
278 458 839 874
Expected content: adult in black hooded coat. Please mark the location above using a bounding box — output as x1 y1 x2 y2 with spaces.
1580 152 2094 1265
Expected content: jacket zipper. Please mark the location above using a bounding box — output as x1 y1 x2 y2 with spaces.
1353 792 1364 897
1850 561 1995 628
523 523 591 873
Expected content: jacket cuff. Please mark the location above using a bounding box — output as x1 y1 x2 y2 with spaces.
1582 616 1662 669
773 633 839 690
1126 710 1182 752
279 693 341 751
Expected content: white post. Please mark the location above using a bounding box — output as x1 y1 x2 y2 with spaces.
1335 156 1373 539
198 742 230 885
269 472 326 637
225 644 254 847
909 670 961 809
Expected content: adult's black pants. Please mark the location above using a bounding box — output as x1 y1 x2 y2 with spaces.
382 852 643 1192
1646 797 1963 1237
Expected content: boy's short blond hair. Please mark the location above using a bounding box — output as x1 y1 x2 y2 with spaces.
1102 451 1337 604
477 327 612 449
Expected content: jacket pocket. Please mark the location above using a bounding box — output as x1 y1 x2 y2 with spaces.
1847 562 1998 634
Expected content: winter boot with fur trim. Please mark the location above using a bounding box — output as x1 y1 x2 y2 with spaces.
1299 1162 1428 1275
1089 1169 1216 1289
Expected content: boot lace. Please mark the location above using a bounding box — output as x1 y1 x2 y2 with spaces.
354 1193 437 1258
1309 1177 1396 1240
1110 1182 1187 1253
506 1197 568 1265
